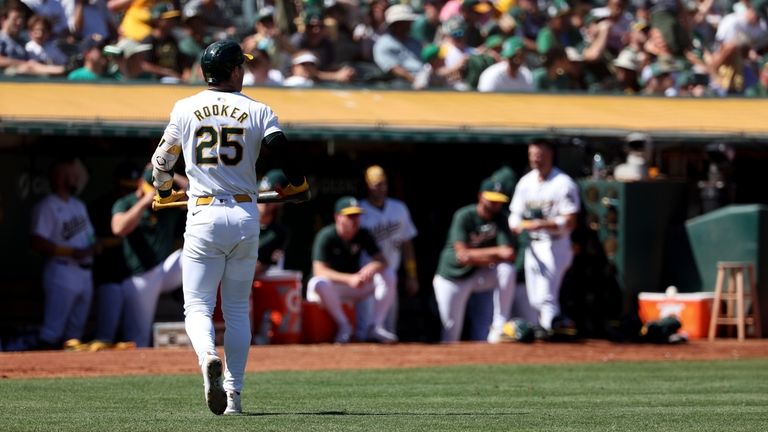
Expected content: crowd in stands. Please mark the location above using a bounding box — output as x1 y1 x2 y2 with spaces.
2 0 768 95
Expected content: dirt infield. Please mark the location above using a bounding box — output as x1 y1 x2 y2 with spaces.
2 339 768 379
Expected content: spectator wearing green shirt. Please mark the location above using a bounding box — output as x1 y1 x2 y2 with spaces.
67 35 114 81
411 0 443 44
535 0 582 56
305 196 397 344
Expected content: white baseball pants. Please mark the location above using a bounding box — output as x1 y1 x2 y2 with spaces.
524 237 573 330
95 249 183 347
182 197 259 394
433 262 516 343
307 272 396 335
39 260 92 344
353 267 397 340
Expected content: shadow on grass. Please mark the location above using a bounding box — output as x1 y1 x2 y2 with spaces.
238 411 525 417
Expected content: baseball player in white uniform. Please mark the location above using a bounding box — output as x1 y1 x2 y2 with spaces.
30 158 98 350
508 139 580 331
357 165 418 340
150 40 309 416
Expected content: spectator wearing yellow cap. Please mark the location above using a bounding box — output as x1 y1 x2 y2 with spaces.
413 43 450 89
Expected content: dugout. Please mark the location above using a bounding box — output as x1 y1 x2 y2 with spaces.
2 82 768 344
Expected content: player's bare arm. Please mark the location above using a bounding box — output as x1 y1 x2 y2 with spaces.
521 212 577 233
313 260 357 286
358 255 387 283
111 189 154 237
455 242 515 266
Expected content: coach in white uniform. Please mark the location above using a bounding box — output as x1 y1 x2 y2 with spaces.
30 158 99 350
357 165 418 341
150 39 309 416
508 139 580 331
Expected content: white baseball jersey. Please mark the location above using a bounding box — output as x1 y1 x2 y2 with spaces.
159 89 281 197
359 198 417 270
508 166 579 330
477 62 534 93
31 194 95 263
509 167 580 242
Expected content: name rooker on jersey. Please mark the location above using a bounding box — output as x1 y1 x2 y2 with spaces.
193 104 249 123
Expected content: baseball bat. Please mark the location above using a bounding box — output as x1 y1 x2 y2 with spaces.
152 190 309 211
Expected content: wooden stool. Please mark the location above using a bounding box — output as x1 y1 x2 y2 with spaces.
708 262 762 341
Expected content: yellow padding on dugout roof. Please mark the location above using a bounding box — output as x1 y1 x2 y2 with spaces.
1 82 768 136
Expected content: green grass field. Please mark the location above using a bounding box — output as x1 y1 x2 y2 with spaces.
3 359 767 432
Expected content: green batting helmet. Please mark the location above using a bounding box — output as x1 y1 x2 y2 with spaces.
200 39 252 84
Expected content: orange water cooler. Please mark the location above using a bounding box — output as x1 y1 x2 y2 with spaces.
251 270 303 344
213 270 303 345
638 291 715 340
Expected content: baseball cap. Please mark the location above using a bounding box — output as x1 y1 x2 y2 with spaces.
479 178 510 203
255 5 275 22
151 2 181 20
104 38 152 58
584 7 610 26
490 166 517 198
420 44 441 62
501 36 524 58
115 161 142 188
335 196 365 216
259 169 290 192
613 49 640 71
462 0 493 13
546 0 571 18
292 51 319 65
484 34 505 50
442 16 467 38
140 166 156 194
385 4 417 25
80 34 107 54
365 165 387 186
303 11 324 26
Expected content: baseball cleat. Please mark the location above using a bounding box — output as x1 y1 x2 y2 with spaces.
202 354 227 415
334 322 352 344
87 340 113 352
63 338 88 351
368 326 398 344
486 325 504 344
224 391 242 415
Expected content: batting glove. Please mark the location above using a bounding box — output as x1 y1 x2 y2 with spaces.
279 178 311 202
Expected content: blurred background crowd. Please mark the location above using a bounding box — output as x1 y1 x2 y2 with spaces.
3 0 768 95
